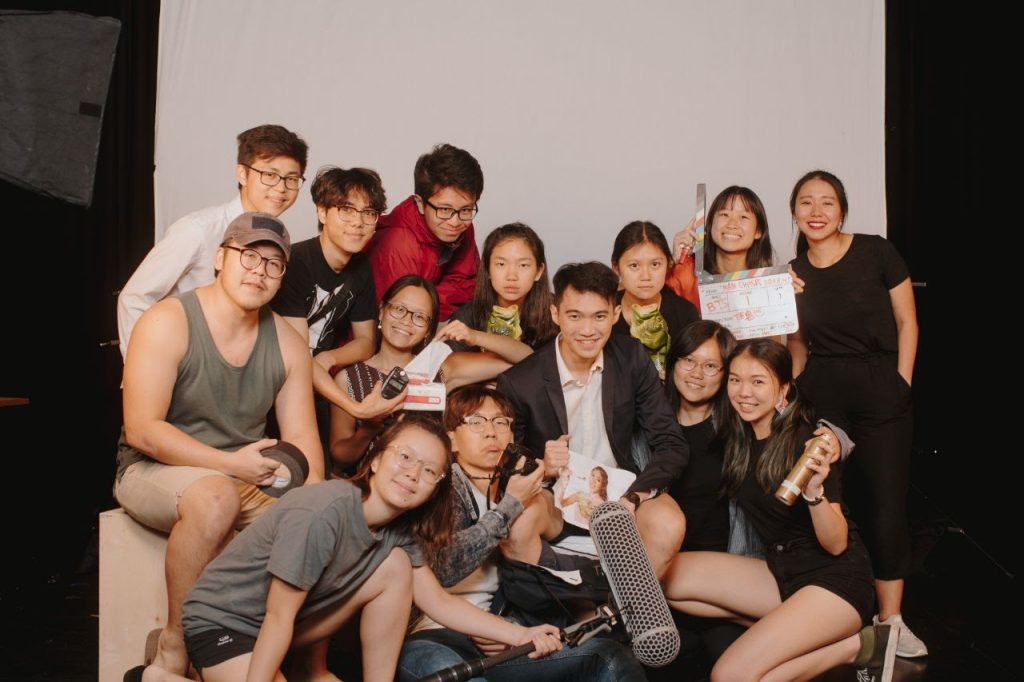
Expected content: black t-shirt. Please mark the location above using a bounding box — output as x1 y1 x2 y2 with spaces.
735 426 847 547
271 237 376 355
790 234 909 357
670 418 730 552
613 287 699 347
443 301 553 353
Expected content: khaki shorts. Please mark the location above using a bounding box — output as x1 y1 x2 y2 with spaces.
114 459 276 533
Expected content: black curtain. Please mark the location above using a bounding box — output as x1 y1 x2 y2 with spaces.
0 0 158 587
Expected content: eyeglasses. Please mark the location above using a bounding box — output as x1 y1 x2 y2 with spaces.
462 414 514 434
222 244 287 278
425 199 478 222
243 164 305 191
337 203 380 226
678 356 723 377
386 302 431 328
389 446 447 485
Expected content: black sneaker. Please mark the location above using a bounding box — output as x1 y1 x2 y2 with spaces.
854 623 898 682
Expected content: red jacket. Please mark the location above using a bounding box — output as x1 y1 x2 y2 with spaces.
369 195 480 320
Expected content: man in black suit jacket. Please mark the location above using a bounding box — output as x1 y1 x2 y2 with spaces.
497 262 688 578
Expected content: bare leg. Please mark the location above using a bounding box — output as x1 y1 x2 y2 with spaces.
762 631 861 682
293 548 414 682
500 491 562 564
711 586 861 682
663 551 781 621
286 639 341 682
876 577 903 620
636 495 686 580
151 476 242 675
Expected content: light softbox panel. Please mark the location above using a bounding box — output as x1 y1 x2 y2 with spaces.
0 10 121 207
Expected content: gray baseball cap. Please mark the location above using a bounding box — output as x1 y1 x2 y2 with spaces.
222 212 291 260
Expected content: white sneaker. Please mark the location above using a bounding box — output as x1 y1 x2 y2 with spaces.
874 614 928 658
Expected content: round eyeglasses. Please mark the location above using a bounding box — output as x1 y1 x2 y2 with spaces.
389 446 447 485
677 356 723 377
243 164 305 191
386 302 431 328
222 244 286 278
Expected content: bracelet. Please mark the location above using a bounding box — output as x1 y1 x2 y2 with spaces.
803 491 825 506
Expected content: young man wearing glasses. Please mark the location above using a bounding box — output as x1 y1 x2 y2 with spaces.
117 123 308 358
398 384 645 682
272 167 405 461
369 143 483 320
115 212 324 679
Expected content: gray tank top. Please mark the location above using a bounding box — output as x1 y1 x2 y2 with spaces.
115 290 286 479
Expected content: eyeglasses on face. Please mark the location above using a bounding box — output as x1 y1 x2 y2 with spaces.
385 302 431 328
222 244 286 278
678 356 723 377
461 414 513 434
424 199 478 222
388 446 447 484
243 164 305 191
336 203 380 226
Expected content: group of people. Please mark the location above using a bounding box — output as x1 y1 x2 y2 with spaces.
114 123 921 682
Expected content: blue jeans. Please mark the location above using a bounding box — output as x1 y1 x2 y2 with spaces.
397 628 647 682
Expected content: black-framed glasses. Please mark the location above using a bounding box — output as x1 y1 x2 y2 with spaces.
336 203 380 226
425 199 478 222
242 164 305 191
462 414 514 434
386 302 431 328
388 446 447 485
678 356 723 377
222 244 287 278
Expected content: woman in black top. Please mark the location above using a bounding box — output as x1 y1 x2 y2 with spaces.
436 223 558 386
787 170 925 658
610 221 699 378
663 340 883 681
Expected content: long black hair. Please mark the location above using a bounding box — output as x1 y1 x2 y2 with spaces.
719 339 816 495
664 320 737 433
464 223 557 347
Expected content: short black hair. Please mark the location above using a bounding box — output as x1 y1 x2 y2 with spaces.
552 262 619 306
414 143 484 201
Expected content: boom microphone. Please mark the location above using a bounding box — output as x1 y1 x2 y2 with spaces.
590 501 680 667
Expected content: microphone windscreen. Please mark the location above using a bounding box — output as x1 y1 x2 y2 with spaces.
590 501 680 668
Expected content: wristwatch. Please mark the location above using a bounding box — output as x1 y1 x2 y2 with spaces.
624 491 643 509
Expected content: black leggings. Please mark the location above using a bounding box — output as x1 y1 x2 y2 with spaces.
797 353 913 580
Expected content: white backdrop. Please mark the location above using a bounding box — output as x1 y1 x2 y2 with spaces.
154 0 885 268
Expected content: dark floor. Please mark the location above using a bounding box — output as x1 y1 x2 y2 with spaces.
1 481 1016 682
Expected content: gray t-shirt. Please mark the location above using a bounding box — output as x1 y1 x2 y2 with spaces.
182 480 424 637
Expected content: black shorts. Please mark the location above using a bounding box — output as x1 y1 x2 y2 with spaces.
765 534 875 624
185 627 258 670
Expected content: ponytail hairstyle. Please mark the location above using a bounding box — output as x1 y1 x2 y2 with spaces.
789 170 849 256
719 339 816 495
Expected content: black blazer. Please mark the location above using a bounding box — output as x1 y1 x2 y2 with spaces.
496 334 689 493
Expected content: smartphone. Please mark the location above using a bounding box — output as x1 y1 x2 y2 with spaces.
380 366 409 399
